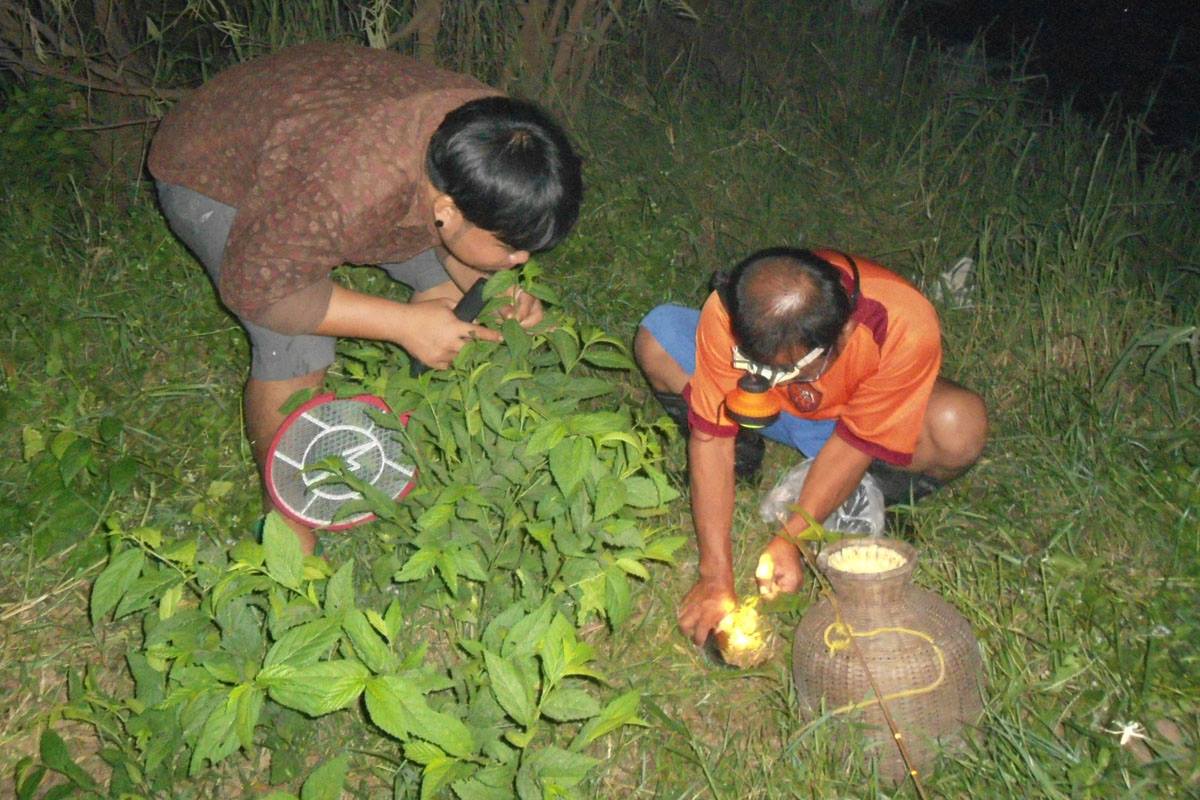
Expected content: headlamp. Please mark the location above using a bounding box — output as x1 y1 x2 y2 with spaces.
723 345 828 428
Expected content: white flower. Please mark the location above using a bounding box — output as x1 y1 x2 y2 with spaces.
1104 721 1147 747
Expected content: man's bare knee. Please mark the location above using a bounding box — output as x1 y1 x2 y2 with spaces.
634 326 688 394
930 386 988 471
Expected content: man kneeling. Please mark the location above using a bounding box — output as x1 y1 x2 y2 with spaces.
633 248 988 646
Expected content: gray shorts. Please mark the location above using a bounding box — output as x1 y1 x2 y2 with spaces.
156 181 451 381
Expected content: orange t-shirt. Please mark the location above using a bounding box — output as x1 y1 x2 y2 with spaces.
684 250 941 466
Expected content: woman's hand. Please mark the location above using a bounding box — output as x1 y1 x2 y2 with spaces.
398 298 501 369
496 285 544 328
315 286 500 369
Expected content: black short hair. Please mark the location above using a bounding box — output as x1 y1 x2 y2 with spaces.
426 96 583 252
714 247 852 364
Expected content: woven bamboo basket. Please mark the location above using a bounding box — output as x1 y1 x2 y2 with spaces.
792 537 985 782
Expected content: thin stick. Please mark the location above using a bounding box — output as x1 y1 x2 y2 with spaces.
783 527 930 799
67 117 159 131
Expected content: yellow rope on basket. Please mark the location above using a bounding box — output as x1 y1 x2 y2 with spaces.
822 621 946 715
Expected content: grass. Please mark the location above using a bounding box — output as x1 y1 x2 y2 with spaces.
1 1 1198 797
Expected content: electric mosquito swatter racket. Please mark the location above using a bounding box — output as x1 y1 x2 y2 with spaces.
264 393 416 530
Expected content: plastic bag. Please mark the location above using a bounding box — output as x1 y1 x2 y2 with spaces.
758 457 885 535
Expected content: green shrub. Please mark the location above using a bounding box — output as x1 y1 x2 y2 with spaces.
28 266 682 798
0 81 90 190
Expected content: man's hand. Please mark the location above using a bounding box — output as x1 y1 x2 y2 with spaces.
677 577 738 646
496 285 544 328
755 535 806 599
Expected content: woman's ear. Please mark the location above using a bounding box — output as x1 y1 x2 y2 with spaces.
432 194 464 232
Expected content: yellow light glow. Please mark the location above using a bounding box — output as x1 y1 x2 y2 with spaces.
714 597 772 668
755 552 775 582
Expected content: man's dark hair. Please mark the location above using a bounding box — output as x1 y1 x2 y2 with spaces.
427 96 582 252
714 247 853 364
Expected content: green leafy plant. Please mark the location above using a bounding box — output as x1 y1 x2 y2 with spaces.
38 269 680 797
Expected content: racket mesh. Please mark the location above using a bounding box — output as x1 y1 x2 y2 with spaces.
270 398 414 528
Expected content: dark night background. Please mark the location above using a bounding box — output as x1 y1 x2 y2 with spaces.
910 0 1200 152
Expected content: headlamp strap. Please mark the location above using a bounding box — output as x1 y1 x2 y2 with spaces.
731 344 825 387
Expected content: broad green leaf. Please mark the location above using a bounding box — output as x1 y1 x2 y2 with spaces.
162 536 198 567
324 561 355 616
525 520 553 551
579 346 634 371
436 550 460 596
479 394 505 434
394 548 439 582
21 426 45 461
383 598 405 640
263 512 304 590
548 437 593 498
90 548 144 626
591 476 626 521
605 568 632 628
484 650 535 729
502 601 555 658
343 610 395 674
421 757 460 800
452 766 517 800
572 691 645 749
39 730 98 791
537 615 573 687
108 456 138 494
364 676 476 757
454 550 488 581
49 430 77 459
57 437 92 485
233 684 265 750
416 503 455 531
190 696 239 775
643 535 688 563
622 477 661 508
546 328 580 369
114 570 181 620
566 412 626 436
264 617 343 668
596 430 642 449
300 754 349 800
528 746 600 786
364 675 413 740
575 572 607 625
453 776 515 800
131 526 162 549
481 267 518 299
404 740 445 765
502 318 531 360
261 660 369 716
524 418 566 457
540 688 601 722
614 557 650 581
365 609 390 639
516 762 540 800
158 582 184 620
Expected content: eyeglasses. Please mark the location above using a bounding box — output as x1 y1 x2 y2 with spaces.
731 345 833 387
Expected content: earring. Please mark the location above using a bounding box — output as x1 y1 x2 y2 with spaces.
435 219 444 228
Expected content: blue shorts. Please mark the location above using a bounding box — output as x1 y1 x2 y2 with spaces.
640 304 836 457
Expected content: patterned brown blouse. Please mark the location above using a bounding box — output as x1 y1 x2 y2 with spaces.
149 42 496 326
